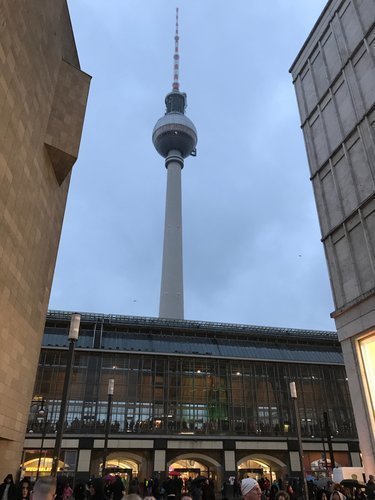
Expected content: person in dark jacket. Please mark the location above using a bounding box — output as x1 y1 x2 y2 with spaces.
88 479 106 500
73 483 88 500
201 480 215 500
111 476 124 500
0 475 17 500
17 479 30 500
366 476 375 500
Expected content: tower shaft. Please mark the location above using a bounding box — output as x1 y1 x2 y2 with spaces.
159 150 184 319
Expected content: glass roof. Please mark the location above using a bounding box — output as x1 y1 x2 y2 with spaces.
47 310 338 340
46 310 343 365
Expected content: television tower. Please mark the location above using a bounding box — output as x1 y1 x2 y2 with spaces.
152 8 197 319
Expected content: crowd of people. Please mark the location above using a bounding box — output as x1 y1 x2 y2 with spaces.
239 475 375 500
0 473 373 500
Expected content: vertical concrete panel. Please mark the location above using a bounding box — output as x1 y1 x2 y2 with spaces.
338 1 363 53
77 450 92 472
333 153 357 217
320 169 342 229
289 452 301 472
333 79 356 136
349 223 373 293
356 0 375 32
300 66 317 115
350 452 362 467
322 97 342 153
311 50 329 99
348 136 374 202
224 451 236 472
154 450 166 472
322 29 342 81
310 114 329 167
352 48 375 111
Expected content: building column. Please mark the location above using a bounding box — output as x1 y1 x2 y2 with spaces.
287 439 302 477
153 439 167 481
223 447 237 500
76 449 92 482
75 438 94 482
340 337 375 476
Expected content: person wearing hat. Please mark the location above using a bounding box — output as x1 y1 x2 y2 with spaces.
241 479 262 500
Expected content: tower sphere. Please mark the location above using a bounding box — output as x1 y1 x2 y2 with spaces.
152 111 197 159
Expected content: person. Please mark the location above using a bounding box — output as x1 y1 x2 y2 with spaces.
32 477 57 500
17 480 30 500
286 483 294 499
122 480 142 500
330 484 346 500
0 475 17 500
112 477 124 500
366 475 375 500
269 484 279 500
72 483 87 500
201 480 215 500
87 479 106 500
275 492 290 500
181 495 192 500
190 482 202 500
241 478 262 500
62 483 73 500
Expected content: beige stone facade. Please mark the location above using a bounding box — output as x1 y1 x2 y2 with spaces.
0 0 90 477
290 0 375 476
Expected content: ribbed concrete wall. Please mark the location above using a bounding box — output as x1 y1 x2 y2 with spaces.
291 0 375 313
290 0 375 477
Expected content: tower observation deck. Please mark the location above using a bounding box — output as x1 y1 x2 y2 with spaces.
152 8 197 319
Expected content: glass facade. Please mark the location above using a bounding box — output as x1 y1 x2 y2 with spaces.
28 327 356 439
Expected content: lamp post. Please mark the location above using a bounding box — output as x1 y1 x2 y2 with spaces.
51 313 81 477
319 419 328 474
102 378 114 476
323 411 335 475
36 399 48 480
290 382 308 500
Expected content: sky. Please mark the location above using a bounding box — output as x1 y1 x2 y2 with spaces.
49 0 336 332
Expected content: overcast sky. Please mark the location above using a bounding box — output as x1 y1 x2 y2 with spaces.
49 0 335 331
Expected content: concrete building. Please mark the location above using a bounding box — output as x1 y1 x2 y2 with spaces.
0 1 90 477
290 0 375 476
22 310 359 485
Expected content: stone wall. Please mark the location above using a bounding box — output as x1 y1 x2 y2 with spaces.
0 0 90 477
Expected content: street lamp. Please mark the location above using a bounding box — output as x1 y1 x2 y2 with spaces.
36 399 48 480
323 411 336 475
102 378 115 476
51 313 81 477
290 381 308 500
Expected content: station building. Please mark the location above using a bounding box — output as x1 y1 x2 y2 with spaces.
22 310 360 485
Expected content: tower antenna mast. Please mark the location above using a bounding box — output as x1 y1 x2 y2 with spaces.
172 7 180 92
